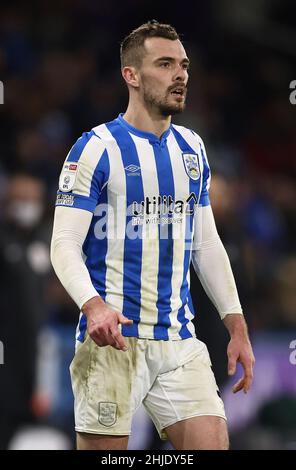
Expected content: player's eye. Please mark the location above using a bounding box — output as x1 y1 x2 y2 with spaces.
160 62 170 68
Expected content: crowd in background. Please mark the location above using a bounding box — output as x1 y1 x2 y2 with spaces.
0 0 295 449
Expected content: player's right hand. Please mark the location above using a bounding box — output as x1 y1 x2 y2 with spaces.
82 296 133 351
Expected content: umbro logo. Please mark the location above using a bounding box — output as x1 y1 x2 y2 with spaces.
125 164 140 172
124 164 141 176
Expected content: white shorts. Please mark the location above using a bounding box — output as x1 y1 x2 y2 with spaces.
70 335 226 439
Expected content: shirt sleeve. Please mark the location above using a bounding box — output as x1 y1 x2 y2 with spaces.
56 130 109 213
192 205 243 319
199 138 211 207
50 205 99 309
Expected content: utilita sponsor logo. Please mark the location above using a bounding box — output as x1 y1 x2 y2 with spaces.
131 193 198 217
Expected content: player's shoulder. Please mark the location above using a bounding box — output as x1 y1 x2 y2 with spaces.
91 119 118 147
70 116 123 163
69 128 106 158
63 127 108 171
171 123 205 147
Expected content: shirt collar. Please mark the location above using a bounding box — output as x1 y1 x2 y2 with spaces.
117 113 171 144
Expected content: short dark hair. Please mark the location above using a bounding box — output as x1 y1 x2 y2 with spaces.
120 20 180 68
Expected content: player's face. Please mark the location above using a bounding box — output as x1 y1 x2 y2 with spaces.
139 37 189 116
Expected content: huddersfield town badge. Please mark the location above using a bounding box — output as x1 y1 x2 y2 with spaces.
98 402 117 426
182 153 200 180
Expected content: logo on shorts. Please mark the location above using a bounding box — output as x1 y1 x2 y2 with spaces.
98 402 117 426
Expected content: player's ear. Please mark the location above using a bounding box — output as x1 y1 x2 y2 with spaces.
121 66 140 88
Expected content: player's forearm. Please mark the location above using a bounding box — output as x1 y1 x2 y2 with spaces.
50 206 100 309
192 236 242 318
192 205 243 319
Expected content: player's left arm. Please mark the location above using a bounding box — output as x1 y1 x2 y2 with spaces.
190 134 255 392
192 204 255 393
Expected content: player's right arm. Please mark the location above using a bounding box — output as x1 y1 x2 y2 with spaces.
50 131 132 351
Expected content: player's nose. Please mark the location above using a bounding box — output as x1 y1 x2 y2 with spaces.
173 66 187 83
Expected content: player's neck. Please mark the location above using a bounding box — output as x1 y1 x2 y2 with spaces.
123 102 171 139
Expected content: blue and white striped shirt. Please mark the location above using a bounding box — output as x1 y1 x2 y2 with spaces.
56 114 211 341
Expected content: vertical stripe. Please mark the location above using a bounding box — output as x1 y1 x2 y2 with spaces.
92 124 127 321
171 126 203 338
84 183 109 294
165 132 189 338
153 141 175 340
129 134 160 339
106 121 145 337
199 142 211 206
75 182 109 342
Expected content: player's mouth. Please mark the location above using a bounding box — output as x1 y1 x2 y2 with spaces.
170 87 186 99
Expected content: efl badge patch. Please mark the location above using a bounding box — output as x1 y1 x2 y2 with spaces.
59 162 78 192
98 402 117 427
182 153 200 180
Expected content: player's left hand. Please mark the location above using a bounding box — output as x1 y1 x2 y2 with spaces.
227 336 255 394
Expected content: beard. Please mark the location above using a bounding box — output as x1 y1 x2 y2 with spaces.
142 86 186 117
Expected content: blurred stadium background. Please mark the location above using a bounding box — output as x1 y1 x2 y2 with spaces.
0 0 295 450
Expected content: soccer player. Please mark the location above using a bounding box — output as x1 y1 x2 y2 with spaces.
50 21 255 450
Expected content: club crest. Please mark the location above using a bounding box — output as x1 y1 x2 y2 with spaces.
182 153 200 180
98 402 117 426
